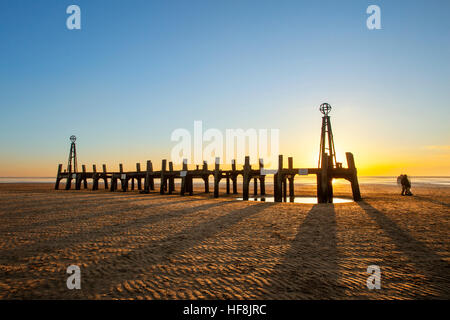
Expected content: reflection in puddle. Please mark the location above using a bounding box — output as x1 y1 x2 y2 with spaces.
236 196 353 204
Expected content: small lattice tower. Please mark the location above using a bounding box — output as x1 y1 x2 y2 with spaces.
318 103 337 168
67 135 78 173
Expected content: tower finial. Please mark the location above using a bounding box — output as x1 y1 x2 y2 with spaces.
319 103 332 115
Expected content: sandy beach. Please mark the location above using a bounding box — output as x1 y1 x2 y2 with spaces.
0 182 449 299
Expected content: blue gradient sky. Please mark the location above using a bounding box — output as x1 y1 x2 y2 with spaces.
0 0 449 176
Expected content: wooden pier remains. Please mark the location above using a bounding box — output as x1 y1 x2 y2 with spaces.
55 153 361 203
55 103 361 203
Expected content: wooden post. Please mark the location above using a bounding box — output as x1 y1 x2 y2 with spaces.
273 173 278 201
180 159 187 196
119 164 127 192
327 156 333 202
275 155 283 202
203 161 209 193
110 174 116 192
214 157 221 198
143 160 151 193
136 163 142 190
316 173 322 202
92 164 99 190
168 161 175 194
346 152 362 201
226 175 230 194
55 164 62 190
288 157 294 198
253 178 258 196
75 166 82 190
102 164 109 189
319 154 329 203
160 159 166 195
188 175 193 196
65 172 72 190
148 161 155 190
259 159 265 196
82 165 88 189
243 156 250 200
231 159 238 194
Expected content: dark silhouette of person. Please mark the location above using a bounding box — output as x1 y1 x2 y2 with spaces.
401 174 413 196
397 174 405 195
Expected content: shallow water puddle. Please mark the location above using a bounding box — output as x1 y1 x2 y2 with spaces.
236 196 353 204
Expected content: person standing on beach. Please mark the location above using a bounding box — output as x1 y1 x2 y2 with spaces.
401 174 413 196
397 174 406 195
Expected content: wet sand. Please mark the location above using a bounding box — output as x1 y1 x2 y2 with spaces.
0 182 449 299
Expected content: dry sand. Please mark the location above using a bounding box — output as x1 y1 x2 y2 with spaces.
0 182 449 299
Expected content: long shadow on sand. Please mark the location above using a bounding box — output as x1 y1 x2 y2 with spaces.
0 193 172 218
260 204 344 299
11 201 274 298
358 201 450 297
83 201 274 298
0 199 238 260
412 195 450 209
0 196 206 234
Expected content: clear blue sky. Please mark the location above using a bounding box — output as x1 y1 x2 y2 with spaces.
0 0 449 176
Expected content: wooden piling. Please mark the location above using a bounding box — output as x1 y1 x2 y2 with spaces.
55 164 62 190
160 159 166 195
82 165 88 189
346 152 362 201
203 161 209 193
75 166 82 190
148 161 155 190
136 162 142 190
288 157 294 198
214 157 221 198
143 160 152 193
275 155 283 202
65 164 73 190
180 159 188 196
92 164 99 190
243 156 250 200
102 164 109 189
231 159 238 194
188 175 193 196
259 158 265 196
119 164 128 192
319 154 329 203
168 161 175 194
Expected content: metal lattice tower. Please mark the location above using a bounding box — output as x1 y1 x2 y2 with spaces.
318 103 337 168
67 135 78 173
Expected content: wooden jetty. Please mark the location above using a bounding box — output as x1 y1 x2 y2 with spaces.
55 153 361 203
55 103 361 203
